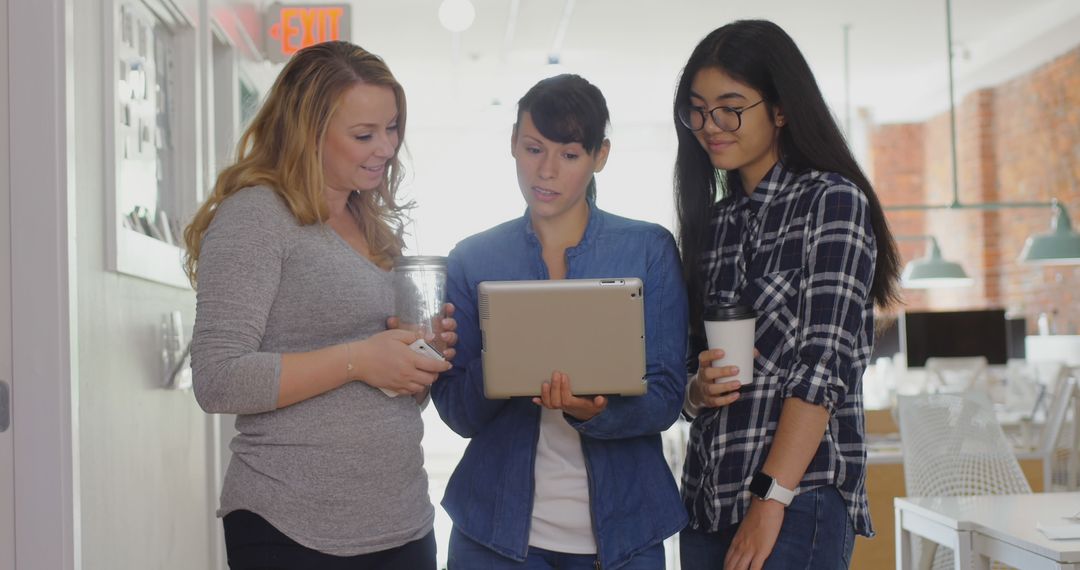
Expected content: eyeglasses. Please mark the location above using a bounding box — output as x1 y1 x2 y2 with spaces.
677 99 765 132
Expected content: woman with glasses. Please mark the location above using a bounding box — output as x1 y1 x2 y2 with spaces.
672 20 900 570
432 74 688 569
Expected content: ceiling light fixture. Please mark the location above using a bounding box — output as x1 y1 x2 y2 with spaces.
438 0 475 33
884 0 1079 265
546 0 575 68
899 236 974 289
1019 201 1080 264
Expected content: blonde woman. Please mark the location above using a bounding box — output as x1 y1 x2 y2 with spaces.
184 41 455 569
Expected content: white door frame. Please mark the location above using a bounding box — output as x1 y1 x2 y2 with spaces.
9 0 78 568
0 0 15 566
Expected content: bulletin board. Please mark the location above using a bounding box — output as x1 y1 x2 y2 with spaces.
104 0 199 289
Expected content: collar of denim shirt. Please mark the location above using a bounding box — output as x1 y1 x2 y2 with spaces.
522 196 604 259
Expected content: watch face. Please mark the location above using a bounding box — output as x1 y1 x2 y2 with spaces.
749 472 772 498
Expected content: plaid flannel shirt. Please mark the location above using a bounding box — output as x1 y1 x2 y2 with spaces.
681 162 876 537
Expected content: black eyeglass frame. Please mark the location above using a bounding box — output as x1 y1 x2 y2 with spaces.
678 99 766 132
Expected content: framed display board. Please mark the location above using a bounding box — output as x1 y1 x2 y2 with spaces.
104 0 200 288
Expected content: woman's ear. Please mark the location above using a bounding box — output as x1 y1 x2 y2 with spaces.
510 125 519 158
774 109 786 127
593 139 612 173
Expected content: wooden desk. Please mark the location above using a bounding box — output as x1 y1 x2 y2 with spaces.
895 493 1080 569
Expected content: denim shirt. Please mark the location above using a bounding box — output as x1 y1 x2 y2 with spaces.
431 203 689 569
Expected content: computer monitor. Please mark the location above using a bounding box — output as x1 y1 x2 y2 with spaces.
1005 317 1027 360
900 309 1009 367
871 315 901 362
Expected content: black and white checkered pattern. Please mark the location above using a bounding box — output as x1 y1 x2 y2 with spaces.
682 163 876 537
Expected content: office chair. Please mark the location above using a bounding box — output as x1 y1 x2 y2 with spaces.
897 392 1030 569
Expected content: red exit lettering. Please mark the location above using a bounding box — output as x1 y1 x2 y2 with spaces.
266 5 350 62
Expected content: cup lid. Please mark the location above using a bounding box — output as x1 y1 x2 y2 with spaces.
393 255 448 269
703 303 756 321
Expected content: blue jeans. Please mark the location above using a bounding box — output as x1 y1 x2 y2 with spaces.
680 486 855 570
448 527 666 570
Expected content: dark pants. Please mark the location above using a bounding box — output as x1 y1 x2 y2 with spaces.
223 510 436 570
680 486 855 570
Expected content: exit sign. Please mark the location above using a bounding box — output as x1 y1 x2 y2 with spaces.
265 4 352 63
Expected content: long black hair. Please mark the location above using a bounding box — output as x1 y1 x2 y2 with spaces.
516 74 610 202
673 20 901 340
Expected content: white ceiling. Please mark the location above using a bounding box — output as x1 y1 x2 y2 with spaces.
268 0 1080 126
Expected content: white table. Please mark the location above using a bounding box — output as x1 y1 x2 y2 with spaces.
895 493 1080 570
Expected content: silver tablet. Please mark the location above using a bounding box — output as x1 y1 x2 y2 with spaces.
478 278 647 398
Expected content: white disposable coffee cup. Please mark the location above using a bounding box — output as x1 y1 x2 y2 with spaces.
703 303 757 385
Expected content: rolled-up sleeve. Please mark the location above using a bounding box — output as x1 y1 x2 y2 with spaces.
781 184 875 414
190 190 286 415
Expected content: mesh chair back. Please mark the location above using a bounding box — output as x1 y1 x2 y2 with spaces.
898 392 1031 498
898 393 1030 569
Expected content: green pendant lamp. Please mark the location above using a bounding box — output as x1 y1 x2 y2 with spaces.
901 236 974 288
1019 201 1080 265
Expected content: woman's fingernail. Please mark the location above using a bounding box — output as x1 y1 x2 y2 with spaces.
730 366 739 374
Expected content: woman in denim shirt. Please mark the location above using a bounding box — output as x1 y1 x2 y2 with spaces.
431 74 688 569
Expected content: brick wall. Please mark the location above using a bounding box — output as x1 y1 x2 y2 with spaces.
868 123 928 309
869 44 1080 334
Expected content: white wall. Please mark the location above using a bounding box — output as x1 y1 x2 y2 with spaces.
71 1 213 568
400 112 681 257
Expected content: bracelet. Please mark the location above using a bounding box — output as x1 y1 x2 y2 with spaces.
685 374 706 412
344 341 356 381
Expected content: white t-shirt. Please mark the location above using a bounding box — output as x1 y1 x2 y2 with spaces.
528 408 597 554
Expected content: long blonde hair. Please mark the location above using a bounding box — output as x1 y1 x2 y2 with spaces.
183 41 410 284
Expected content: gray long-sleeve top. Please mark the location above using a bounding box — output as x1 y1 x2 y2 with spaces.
191 186 433 556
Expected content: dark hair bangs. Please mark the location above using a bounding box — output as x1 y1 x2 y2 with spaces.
517 74 608 155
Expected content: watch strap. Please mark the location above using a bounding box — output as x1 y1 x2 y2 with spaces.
751 471 795 506
765 480 795 506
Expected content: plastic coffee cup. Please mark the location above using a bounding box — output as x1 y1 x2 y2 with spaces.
392 256 448 351
703 303 757 385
